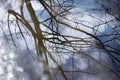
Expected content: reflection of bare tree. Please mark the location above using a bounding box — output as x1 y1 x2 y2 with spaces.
0 0 120 80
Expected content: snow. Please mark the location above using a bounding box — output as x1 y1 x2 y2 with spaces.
0 0 119 80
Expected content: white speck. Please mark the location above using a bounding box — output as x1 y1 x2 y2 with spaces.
0 48 5 54
16 67 23 72
9 52 15 59
7 72 14 79
3 55 8 60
